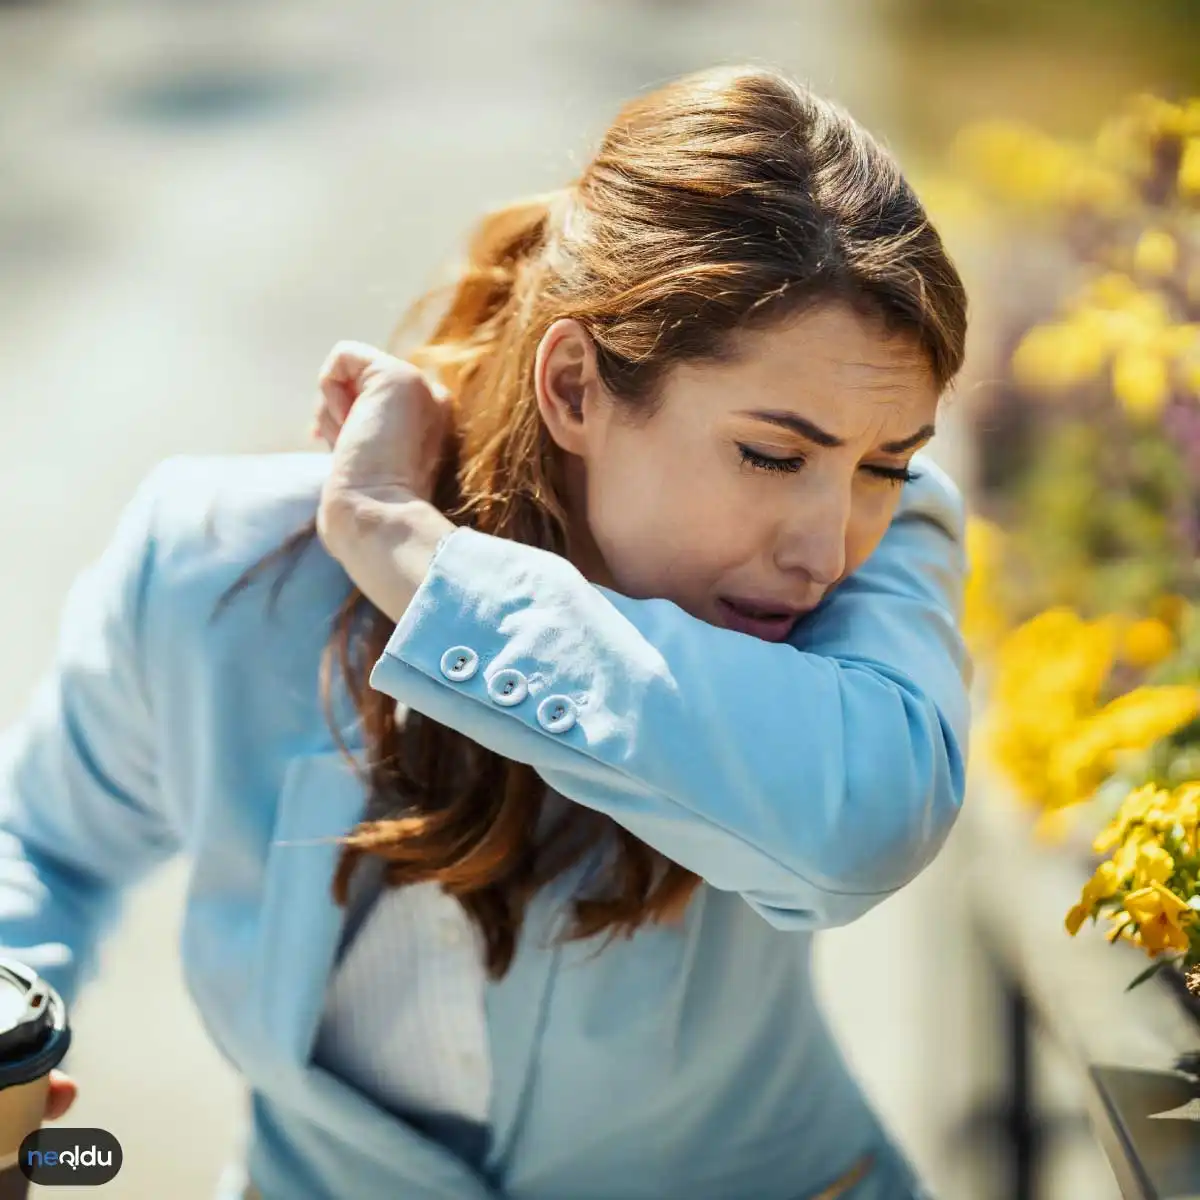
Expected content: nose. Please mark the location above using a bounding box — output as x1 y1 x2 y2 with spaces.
773 493 849 588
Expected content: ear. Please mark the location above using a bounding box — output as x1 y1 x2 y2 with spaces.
534 318 606 455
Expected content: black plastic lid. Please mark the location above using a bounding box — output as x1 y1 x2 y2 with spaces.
0 959 71 1089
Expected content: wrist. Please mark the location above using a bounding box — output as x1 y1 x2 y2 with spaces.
318 488 456 623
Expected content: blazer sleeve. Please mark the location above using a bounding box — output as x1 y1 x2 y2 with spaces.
368 455 972 930
0 465 183 1007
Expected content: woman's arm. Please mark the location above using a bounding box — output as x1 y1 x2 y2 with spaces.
352 454 970 932
0 466 182 1006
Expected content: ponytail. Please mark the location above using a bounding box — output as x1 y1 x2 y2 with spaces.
392 190 568 402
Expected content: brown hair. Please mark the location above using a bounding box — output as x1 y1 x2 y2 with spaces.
217 65 968 979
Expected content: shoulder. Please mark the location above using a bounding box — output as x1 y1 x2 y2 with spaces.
893 452 966 543
138 452 332 564
126 451 351 650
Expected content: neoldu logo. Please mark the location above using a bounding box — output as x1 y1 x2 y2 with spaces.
19 1127 122 1186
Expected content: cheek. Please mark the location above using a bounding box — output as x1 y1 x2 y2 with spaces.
845 494 902 574
585 448 736 595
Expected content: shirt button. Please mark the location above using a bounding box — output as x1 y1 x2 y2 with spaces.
536 694 578 734
487 668 529 707
440 646 479 682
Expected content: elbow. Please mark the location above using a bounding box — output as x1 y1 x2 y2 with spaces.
790 682 968 898
738 668 969 932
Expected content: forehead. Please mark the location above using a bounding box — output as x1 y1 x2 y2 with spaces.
724 303 936 398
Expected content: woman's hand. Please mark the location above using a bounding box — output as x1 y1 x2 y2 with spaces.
311 340 452 509
312 341 458 622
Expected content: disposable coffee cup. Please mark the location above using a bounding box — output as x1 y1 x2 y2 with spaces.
0 958 70 1183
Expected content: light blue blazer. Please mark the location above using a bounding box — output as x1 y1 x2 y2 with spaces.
0 451 969 1200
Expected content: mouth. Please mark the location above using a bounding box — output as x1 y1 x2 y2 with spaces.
716 596 813 642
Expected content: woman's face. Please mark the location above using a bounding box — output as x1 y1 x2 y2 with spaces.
534 302 941 642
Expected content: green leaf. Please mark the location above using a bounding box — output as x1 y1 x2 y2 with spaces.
1125 958 1176 991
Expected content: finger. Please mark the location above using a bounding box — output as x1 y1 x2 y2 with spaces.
315 407 340 449
310 391 334 437
44 1072 76 1122
318 343 373 424
318 373 356 425
318 340 379 384
318 341 390 401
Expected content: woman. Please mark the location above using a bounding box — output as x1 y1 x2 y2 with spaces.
1 66 969 1198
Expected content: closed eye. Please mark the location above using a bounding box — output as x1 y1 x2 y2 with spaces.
864 464 921 484
738 445 804 474
738 445 921 485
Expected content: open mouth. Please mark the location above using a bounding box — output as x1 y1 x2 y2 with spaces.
716 598 801 641
723 600 793 619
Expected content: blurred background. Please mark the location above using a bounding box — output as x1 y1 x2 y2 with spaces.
1 0 1198 1196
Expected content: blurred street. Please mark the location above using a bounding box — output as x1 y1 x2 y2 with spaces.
0 1 1120 1197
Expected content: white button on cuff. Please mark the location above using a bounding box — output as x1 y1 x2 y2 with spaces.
536 694 578 734
487 668 529 707
440 646 479 682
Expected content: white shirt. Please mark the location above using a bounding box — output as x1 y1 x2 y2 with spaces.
309 781 590 1156
312 874 493 1127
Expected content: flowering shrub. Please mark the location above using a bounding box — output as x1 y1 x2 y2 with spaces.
946 95 1200 991
959 96 1199 618
1067 781 1199 987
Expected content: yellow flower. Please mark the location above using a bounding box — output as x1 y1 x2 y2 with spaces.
987 611 1124 808
1049 687 1198 808
1133 95 1190 139
963 518 1008 652
1012 322 1108 391
1179 137 1200 198
952 121 1067 208
1065 860 1122 934
1153 323 1200 358
1093 782 1187 854
1151 594 1191 632
1111 834 1144 881
1132 841 1175 889
1133 230 1178 277
1173 783 1200 837
1086 272 1139 308
1120 618 1176 668
1122 884 1194 955
1133 784 1200 855
912 174 988 232
1095 114 1151 175
1112 348 1170 418
1090 287 1172 345
1106 909 1134 943
1051 687 1200 805
1063 163 1132 216
1088 686 1200 747
993 610 1118 710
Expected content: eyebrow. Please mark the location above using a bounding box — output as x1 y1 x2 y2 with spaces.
737 410 936 454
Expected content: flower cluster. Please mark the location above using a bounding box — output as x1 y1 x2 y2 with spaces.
978 577 1200 987
945 94 1200 992
1066 782 1200 980
985 609 1197 804
1011 272 1197 421
953 95 1200 619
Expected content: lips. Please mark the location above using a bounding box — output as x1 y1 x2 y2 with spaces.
716 597 808 642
